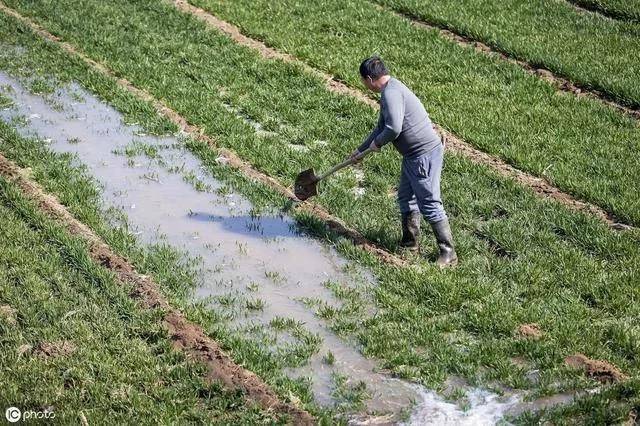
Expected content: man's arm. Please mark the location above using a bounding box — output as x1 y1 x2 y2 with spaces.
373 89 404 147
357 113 384 153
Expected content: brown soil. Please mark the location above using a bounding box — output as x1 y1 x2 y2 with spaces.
0 304 17 325
517 323 543 339
0 154 314 424
34 341 77 359
379 5 639 121
565 353 628 383
168 0 633 231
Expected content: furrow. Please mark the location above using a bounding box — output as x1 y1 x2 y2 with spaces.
0 1 407 267
170 0 634 230
0 152 315 425
565 0 638 22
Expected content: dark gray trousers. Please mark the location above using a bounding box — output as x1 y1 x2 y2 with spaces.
397 143 447 224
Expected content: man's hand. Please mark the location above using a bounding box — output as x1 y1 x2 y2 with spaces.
349 149 363 163
349 141 380 163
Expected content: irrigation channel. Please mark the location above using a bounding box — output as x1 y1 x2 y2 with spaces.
0 72 574 424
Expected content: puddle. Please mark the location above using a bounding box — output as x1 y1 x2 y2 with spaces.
0 71 571 423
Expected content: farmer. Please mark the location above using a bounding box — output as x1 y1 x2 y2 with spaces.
351 56 457 267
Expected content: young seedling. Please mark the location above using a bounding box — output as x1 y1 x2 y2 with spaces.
331 373 370 412
236 241 248 255
323 351 335 366
0 92 13 109
263 267 284 284
245 298 265 311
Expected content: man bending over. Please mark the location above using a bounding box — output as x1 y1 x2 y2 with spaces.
351 56 457 267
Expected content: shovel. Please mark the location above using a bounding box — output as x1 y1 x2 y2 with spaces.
294 147 373 201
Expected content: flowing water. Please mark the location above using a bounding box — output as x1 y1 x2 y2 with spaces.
0 71 573 424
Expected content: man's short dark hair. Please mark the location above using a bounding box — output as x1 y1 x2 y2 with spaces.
359 56 389 80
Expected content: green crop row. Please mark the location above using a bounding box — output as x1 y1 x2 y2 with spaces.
0 176 287 424
179 0 640 226
373 0 640 108
1 2 639 421
570 0 640 22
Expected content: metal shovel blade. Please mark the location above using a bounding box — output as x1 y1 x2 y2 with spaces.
294 168 319 201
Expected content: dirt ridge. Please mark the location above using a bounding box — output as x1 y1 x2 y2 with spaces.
168 0 633 231
0 152 315 424
0 1 406 267
374 2 640 118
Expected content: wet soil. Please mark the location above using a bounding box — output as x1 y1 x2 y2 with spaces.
565 353 628 383
0 69 577 425
0 11 612 418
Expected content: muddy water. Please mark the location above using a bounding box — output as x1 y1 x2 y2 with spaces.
0 73 420 415
0 72 567 424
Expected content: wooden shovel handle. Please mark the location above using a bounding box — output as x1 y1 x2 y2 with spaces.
316 147 373 181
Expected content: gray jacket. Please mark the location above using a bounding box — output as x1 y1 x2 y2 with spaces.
359 78 441 158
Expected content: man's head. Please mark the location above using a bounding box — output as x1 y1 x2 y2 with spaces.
359 56 390 92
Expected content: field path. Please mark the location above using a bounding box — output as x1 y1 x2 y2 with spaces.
0 151 316 425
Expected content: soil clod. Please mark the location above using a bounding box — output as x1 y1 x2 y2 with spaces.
0 304 17 325
34 340 77 359
517 323 543 339
565 353 628 383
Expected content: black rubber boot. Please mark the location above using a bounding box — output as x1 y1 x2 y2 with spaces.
400 211 421 251
430 218 458 268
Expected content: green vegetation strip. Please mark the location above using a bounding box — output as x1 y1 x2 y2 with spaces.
569 0 640 22
181 0 640 226
371 0 640 109
0 171 288 424
1 2 640 421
